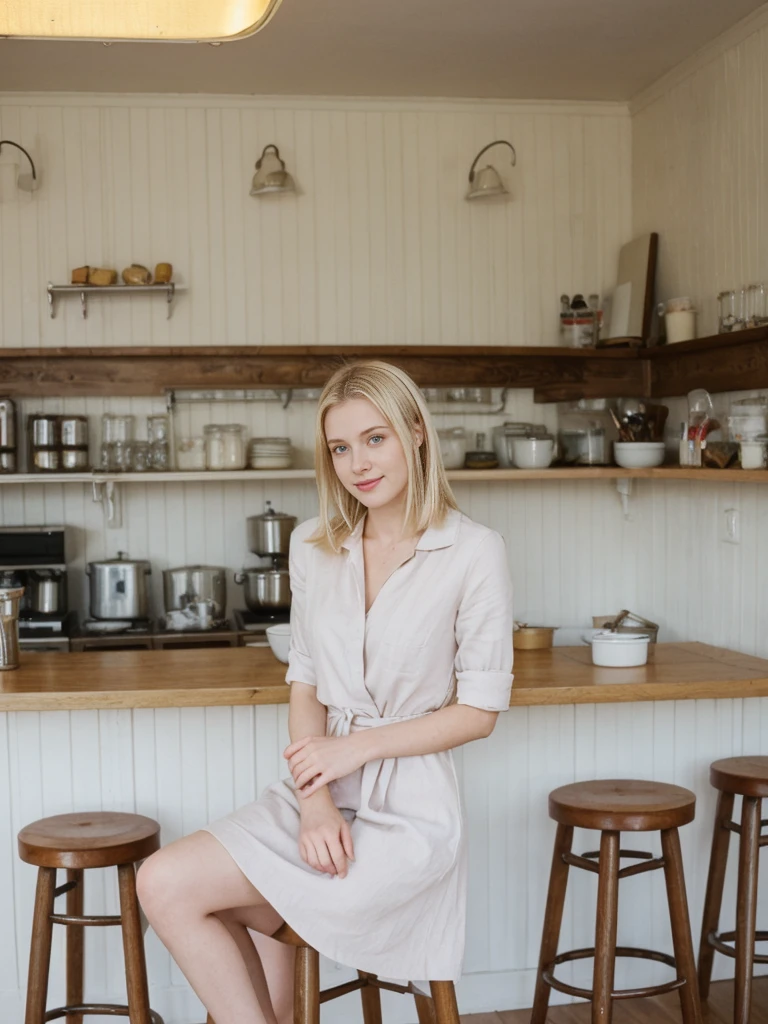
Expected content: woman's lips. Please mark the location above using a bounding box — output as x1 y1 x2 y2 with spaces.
355 476 383 492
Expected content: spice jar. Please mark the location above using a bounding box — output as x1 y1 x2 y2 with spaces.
204 424 246 471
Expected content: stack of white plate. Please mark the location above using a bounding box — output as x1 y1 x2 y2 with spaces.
248 437 293 470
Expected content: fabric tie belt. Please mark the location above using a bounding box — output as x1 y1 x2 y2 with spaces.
327 705 430 738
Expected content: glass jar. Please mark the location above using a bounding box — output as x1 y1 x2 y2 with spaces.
102 413 134 444
112 439 133 473
147 414 169 444
131 441 150 473
557 400 615 465
149 440 169 472
436 427 466 469
204 424 246 471
176 436 206 471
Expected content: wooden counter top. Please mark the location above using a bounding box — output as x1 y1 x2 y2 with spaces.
2 642 768 712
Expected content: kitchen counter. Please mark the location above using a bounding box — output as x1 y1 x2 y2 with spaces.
2 641 768 711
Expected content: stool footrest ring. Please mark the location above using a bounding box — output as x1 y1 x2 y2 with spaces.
43 1003 163 1023
50 913 122 927
708 929 768 964
542 946 685 1001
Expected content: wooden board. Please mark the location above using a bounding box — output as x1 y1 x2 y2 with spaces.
2 643 768 712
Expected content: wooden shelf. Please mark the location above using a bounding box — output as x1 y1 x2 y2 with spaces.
647 323 768 397
2 467 767 485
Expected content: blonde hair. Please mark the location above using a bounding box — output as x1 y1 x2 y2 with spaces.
310 361 458 552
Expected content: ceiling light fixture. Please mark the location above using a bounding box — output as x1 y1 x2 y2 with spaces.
250 145 297 197
0 0 283 42
466 140 516 201
0 140 40 193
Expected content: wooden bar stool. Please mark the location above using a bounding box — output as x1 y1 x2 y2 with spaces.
531 779 701 1024
18 810 163 1024
206 920 460 1024
698 755 768 1024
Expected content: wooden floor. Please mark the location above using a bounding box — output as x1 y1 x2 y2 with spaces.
463 977 768 1023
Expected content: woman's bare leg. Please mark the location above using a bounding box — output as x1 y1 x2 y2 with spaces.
216 908 296 1024
137 830 283 1024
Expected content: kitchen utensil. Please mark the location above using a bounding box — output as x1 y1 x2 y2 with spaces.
266 622 291 662
513 623 558 650
0 583 25 670
613 441 666 469
162 565 227 617
26 569 66 616
583 630 650 667
247 501 297 557
60 415 89 447
86 552 151 620
235 568 292 612
592 609 659 644
512 437 555 469
464 433 499 470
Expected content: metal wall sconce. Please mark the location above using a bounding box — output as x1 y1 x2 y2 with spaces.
250 144 297 196
466 140 516 200
0 140 40 192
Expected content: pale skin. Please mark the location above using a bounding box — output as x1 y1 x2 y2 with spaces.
136 395 498 1024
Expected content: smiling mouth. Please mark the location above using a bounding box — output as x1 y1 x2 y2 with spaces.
355 476 383 491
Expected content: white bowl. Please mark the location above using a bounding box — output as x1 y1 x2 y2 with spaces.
584 630 650 667
512 437 555 469
613 441 665 469
266 623 291 663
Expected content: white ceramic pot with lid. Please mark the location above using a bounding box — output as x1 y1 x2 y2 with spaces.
583 630 650 668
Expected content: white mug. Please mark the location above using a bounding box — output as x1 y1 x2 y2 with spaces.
665 309 696 344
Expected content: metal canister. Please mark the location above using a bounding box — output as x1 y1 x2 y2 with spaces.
0 398 16 449
60 415 89 447
0 585 25 670
28 414 60 448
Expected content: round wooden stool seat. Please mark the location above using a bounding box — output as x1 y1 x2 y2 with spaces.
18 811 161 869
548 779 696 831
272 920 304 946
710 755 768 797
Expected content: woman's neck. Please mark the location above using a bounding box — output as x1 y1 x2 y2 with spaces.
362 496 410 545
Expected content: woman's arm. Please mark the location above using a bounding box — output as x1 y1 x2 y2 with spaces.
288 681 328 744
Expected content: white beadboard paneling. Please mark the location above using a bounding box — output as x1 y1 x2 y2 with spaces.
0 95 630 349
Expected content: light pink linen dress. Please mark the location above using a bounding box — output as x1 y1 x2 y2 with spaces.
205 508 513 982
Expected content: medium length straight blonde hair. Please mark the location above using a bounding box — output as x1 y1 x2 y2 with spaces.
310 361 458 552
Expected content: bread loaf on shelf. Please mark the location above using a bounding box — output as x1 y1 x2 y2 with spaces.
71 266 90 285
122 264 152 286
153 262 173 284
87 267 118 286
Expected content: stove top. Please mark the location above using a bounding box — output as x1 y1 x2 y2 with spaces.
234 608 290 634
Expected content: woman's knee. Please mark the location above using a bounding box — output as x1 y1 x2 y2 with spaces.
136 834 212 920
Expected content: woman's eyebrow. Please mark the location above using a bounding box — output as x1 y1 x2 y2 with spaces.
326 425 389 445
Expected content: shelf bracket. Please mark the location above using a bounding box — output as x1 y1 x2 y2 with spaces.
615 477 633 520
92 478 122 528
80 290 88 319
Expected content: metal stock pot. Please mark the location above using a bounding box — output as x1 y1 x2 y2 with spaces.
86 552 151 620
234 568 291 612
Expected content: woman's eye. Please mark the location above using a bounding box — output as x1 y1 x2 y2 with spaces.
332 445 348 455
368 435 384 445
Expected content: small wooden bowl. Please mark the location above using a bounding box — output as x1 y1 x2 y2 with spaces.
513 625 557 650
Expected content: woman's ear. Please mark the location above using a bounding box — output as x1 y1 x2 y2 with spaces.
414 422 425 448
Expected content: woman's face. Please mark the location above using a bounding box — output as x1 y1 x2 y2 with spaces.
324 397 422 512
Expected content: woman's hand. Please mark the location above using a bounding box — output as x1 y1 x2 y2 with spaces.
298 790 355 877
284 734 367 797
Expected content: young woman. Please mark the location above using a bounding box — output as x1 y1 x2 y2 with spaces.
137 360 514 1024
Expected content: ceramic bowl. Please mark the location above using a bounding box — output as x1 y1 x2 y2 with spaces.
512 437 555 469
584 630 650 667
613 441 665 469
266 622 291 663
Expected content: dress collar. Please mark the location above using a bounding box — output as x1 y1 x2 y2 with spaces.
340 508 461 552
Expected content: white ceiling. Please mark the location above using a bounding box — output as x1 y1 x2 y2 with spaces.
0 0 764 101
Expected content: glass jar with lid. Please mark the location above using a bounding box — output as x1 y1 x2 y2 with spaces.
147 414 169 444
436 427 467 469
204 424 247 471
557 399 616 466
176 436 206 471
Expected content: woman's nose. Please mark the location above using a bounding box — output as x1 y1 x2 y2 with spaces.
351 447 372 474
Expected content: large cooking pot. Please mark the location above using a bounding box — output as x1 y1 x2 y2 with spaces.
27 569 67 616
246 501 297 557
163 565 227 617
235 568 291 612
86 552 151 621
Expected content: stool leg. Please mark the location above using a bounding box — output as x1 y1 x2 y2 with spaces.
697 789 734 1000
735 795 761 1024
117 862 153 1024
414 992 437 1024
660 828 702 1024
358 971 383 1024
294 945 320 1024
24 866 56 1024
429 981 460 1024
530 823 574 1024
592 830 620 1024
66 869 85 1024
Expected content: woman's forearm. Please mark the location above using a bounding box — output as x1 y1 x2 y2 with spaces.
354 704 497 763
288 682 328 742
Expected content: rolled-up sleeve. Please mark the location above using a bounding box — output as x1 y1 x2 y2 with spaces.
285 529 317 687
454 531 514 711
